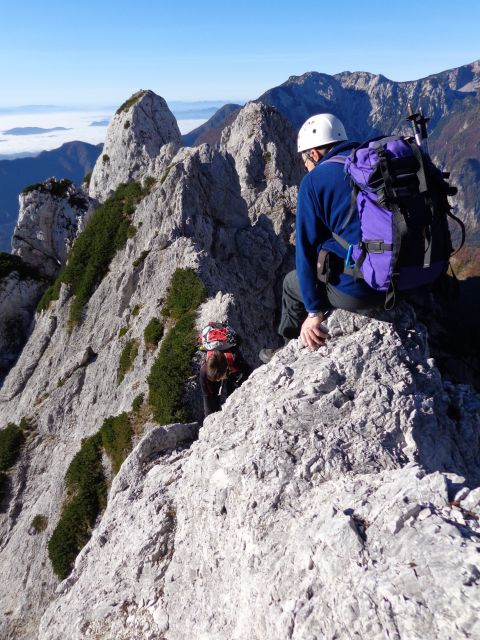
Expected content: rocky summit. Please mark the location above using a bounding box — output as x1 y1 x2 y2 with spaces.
0 89 479 640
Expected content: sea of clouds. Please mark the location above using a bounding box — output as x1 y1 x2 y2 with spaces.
0 102 225 158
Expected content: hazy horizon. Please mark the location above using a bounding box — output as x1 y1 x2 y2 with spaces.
0 100 236 158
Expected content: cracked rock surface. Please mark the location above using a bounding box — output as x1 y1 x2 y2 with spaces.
38 307 480 640
1 91 479 640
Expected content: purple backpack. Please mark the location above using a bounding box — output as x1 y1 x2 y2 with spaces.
327 136 464 307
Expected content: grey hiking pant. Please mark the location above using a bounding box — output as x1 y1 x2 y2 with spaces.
278 270 384 340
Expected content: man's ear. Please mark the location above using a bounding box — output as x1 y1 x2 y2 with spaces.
310 148 323 162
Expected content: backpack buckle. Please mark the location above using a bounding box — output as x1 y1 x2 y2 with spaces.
365 240 385 254
345 244 356 268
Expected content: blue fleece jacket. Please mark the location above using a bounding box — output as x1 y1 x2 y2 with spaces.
296 140 375 312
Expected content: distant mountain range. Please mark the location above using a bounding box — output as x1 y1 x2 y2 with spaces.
181 103 241 146
184 60 480 242
0 141 101 251
1 62 479 251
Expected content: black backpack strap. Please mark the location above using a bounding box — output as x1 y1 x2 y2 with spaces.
447 209 466 254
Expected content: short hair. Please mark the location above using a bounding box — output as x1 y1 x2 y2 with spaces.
206 351 228 381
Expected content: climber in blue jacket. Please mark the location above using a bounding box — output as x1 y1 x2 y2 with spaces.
260 114 382 363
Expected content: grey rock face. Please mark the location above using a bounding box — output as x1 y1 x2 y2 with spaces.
88 90 181 201
38 307 480 640
0 178 95 383
0 96 297 639
0 273 45 382
1 91 479 640
12 177 96 279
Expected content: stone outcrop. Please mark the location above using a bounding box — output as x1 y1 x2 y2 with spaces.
0 89 479 640
220 102 302 235
38 307 480 640
88 90 181 201
12 177 96 279
0 94 297 639
0 179 96 383
0 270 45 383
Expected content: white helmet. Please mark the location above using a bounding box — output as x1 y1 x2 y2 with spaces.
297 113 347 153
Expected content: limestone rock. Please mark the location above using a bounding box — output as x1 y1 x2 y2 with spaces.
0 272 45 382
88 91 181 201
220 101 301 235
12 177 96 279
38 307 480 640
1 88 479 640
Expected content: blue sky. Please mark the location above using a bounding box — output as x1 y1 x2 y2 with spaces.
0 0 479 107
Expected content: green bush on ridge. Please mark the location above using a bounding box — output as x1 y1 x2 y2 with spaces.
48 412 134 580
0 423 26 472
144 318 164 349
36 182 148 323
99 413 133 475
148 312 198 424
22 178 73 197
131 393 144 413
116 90 147 115
161 268 206 321
118 339 139 383
148 268 206 425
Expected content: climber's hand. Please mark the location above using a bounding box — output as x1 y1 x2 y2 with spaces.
300 315 330 351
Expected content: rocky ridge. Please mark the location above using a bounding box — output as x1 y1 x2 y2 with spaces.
38 307 480 640
0 179 95 383
89 90 181 202
0 89 478 640
0 92 297 639
12 177 96 279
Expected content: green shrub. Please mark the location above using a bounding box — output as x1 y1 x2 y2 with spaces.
148 311 197 424
48 489 101 579
31 514 48 533
118 339 139 383
162 268 206 320
22 178 72 197
133 250 150 268
102 154 110 164
48 409 134 580
124 120 130 130
68 193 89 210
263 151 272 162
36 279 62 312
143 176 156 192
144 318 164 349
0 423 26 472
83 172 92 186
132 393 144 413
118 326 129 338
99 413 133 474
116 90 147 115
131 304 141 317
0 252 40 281
65 433 105 497
48 432 107 579
40 182 147 326
19 417 34 432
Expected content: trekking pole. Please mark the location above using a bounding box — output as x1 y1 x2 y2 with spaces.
406 104 430 154
418 109 430 155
